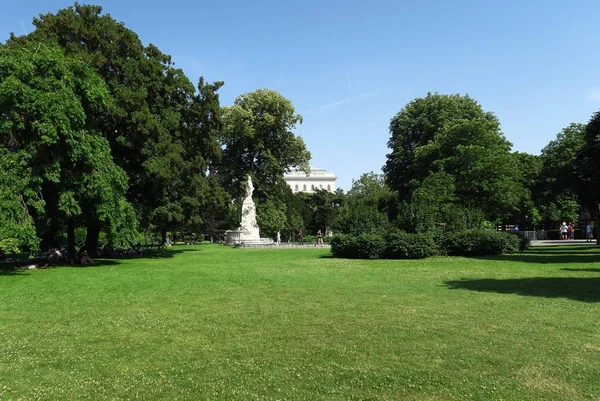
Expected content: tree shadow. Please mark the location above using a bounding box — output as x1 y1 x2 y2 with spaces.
445 277 600 302
318 254 335 259
0 248 189 274
527 245 600 254
561 267 600 273
0 269 28 276
476 248 600 264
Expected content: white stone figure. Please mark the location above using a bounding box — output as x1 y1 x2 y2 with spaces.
245 175 254 199
225 175 273 246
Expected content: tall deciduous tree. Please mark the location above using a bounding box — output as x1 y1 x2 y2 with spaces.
219 89 311 200
384 93 521 226
334 173 391 235
384 93 498 197
576 113 600 243
10 4 225 250
539 123 586 224
0 42 135 256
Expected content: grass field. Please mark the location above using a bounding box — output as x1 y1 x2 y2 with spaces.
1 244 599 400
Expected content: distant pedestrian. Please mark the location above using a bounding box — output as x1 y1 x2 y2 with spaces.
560 222 568 240
298 229 303 244
276 230 281 245
316 229 323 247
586 223 594 242
569 222 576 240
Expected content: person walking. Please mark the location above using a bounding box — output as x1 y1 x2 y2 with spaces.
298 229 303 245
560 222 568 240
586 223 594 242
316 229 323 247
276 230 281 245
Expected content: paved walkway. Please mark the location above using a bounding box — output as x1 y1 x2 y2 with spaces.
530 240 597 246
237 243 330 249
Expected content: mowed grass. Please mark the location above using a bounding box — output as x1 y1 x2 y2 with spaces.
1 245 599 400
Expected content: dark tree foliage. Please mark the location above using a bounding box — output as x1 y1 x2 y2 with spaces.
9 4 225 251
0 42 135 255
384 93 521 226
576 112 600 243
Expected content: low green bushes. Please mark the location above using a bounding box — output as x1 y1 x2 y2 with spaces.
384 232 438 259
443 229 520 256
331 229 529 259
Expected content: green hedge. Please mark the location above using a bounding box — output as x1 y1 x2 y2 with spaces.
330 235 359 258
331 232 436 260
384 232 438 259
443 229 521 256
331 229 528 260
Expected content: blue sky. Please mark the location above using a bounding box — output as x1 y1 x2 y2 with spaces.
3 0 600 189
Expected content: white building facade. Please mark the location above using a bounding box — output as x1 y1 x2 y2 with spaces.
284 167 337 193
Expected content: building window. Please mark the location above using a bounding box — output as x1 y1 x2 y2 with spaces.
303 184 307 191
319 184 323 188
311 184 315 190
327 184 331 191
295 184 298 191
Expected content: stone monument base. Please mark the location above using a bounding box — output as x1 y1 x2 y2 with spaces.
224 230 274 247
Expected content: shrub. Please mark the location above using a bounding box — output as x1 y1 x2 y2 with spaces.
384 232 438 259
511 232 531 252
355 234 386 259
330 234 359 258
444 229 520 256
331 234 385 259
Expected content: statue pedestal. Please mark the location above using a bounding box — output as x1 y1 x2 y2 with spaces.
224 230 273 246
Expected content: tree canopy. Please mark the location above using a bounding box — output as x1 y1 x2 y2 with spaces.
5 3 225 251
384 93 521 225
0 41 136 254
219 89 311 199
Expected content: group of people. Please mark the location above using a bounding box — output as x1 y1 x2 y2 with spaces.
273 229 325 246
559 222 595 241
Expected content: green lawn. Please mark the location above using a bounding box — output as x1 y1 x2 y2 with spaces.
1 245 599 400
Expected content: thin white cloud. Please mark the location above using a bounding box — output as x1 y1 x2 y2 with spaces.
305 90 380 113
587 88 600 102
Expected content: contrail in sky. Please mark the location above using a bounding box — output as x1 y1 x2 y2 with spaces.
346 72 352 93
20 21 29 34
306 90 380 113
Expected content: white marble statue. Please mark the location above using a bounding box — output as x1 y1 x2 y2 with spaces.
224 175 273 246
245 175 254 199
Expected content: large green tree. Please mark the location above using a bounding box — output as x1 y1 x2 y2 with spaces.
334 173 391 236
10 3 225 249
576 113 600 243
0 41 135 256
509 151 542 227
384 93 521 226
538 123 586 224
219 89 311 199
218 89 311 233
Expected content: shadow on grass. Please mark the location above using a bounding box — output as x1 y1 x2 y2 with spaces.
476 246 600 264
0 269 28 276
318 254 335 259
527 245 600 254
561 267 600 273
445 277 600 302
0 249 189 275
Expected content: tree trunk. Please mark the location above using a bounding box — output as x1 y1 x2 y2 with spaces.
41 183 61 249
85 220 101 257
67 219 76 260
596 204 600 246
161 229 167 245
